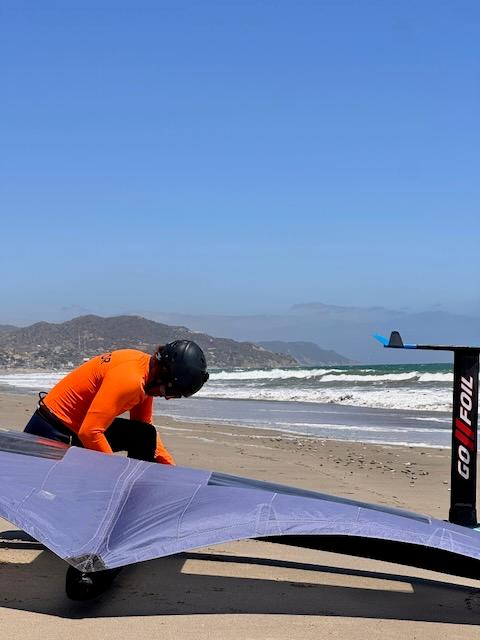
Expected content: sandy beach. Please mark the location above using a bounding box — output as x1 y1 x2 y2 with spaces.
1 391 480 639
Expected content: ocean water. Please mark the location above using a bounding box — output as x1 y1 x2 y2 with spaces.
206 363 453 412
0 364 455 448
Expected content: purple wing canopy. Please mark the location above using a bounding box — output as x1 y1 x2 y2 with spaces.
1 429 480 573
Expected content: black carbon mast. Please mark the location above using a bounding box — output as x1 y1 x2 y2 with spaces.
374 331 480 527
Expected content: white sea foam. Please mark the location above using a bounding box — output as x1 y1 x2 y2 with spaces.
211 369 453 384
198 385 452 412
0 365 453 414
342 440 449 449
265 421 447 434
210 368 336 381
319 372 420 383
418 373 453 383
0 372 66 389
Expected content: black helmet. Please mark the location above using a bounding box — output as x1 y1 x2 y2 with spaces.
157 340 209 397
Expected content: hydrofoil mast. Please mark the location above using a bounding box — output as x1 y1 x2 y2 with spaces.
374 331 480 527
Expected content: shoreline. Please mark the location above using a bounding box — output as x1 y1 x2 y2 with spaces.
157 412 451 450
153 395 453 449
0 382 454 449
0 384 453 449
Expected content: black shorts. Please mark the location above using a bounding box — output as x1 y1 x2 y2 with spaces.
24 411 157 462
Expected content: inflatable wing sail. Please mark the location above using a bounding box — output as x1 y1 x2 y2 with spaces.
2 428 480 578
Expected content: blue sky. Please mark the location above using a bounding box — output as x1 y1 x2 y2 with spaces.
1 1 479 324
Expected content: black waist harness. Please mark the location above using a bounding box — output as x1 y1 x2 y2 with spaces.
36 403 74 437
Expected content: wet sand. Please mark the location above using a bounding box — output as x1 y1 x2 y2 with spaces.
1 391 479 639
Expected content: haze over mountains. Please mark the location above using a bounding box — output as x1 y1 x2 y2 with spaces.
148 303 480 364
258 341 352 366
1 302 479 365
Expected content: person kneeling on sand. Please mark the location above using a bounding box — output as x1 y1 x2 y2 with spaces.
24 340 209 465
23 339 209 600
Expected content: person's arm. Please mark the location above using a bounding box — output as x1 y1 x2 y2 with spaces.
78 373 141 453
129 396 175 464
154 431 176 465
129 395 153 423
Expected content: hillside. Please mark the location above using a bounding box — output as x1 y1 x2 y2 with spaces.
257 341 352 365
0 315 297 369
0 325 15 333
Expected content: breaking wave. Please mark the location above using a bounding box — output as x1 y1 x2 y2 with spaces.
0 363 454 413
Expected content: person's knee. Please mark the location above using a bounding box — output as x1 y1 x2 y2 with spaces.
127 421 156 462
104 418 157 461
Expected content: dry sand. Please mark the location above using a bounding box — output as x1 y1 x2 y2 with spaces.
1 391 480 639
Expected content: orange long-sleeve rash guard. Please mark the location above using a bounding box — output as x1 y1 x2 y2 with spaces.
43 349 175 465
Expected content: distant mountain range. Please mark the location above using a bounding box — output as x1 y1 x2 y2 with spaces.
147 302 480 363
2 301 479 366
0 315 298 370
257 341 352 365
